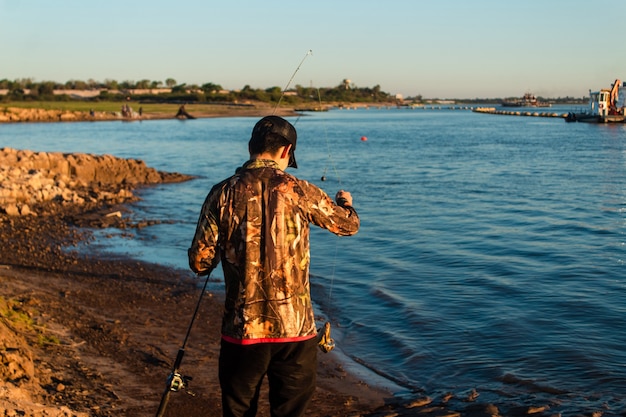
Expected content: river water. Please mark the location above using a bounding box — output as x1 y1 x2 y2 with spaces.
2 107 625 415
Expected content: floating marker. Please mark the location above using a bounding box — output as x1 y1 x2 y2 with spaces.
361 136 368 141
321 175 327 181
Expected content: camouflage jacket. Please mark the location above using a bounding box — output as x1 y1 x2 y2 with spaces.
188 159 360 344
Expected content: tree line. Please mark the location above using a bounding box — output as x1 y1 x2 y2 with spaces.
0 78 393 105
0 78 588 105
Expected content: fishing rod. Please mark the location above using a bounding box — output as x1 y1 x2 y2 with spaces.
155 273 211 417
272 49 313 115
318 88 341 184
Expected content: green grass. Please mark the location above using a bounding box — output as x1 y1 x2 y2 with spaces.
2 100 181 114
37 333 61 346
1 100 273 117
0 296 34 328
0 296 61 346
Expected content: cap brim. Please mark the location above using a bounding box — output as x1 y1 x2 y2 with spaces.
288 152 297 168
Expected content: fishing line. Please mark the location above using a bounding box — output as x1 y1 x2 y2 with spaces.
313 87 343 310
272 49 313 115
319 88 341 185
270 49 344 350
326 234 340 304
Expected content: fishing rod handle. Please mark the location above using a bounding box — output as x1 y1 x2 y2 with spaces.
155 348 185 417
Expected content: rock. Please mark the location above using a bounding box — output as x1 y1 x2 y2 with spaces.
0 309 36 385
441 392 454 403
527 405 550 414
59 113 77 121
19 204 31 216
4 204 20 216
0 147 194 215
406 396 432 408
509 405 551 415
0 106 127 123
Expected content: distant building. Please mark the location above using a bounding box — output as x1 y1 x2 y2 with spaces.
53 89 102 98
126 88 172 95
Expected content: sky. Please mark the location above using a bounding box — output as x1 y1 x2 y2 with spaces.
1 0 624 99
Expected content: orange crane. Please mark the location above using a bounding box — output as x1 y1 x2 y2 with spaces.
608 79 621 114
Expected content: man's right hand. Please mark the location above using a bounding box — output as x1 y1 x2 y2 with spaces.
335 190 353 207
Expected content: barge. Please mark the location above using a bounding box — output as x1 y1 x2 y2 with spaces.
566 79 625 123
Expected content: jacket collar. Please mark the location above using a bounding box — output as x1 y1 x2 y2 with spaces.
241 159 281 170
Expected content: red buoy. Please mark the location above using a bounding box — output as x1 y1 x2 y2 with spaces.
360 136 368 141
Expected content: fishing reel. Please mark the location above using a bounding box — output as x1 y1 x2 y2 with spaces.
166 371 192 392
317 321 335 353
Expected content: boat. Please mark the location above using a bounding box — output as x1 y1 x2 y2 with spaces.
502 92 551 108
565 79 625 123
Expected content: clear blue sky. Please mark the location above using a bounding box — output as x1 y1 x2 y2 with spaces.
1 0 624 99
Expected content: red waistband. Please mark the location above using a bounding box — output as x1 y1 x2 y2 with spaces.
221 334 316 345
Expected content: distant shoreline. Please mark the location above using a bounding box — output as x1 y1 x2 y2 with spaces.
0 102 303 123
1 100 585 124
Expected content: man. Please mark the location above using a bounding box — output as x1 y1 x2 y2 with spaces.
188 115 360 417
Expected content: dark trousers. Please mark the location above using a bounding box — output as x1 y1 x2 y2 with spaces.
219 337 318 417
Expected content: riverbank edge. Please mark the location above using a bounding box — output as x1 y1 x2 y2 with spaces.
0 103 302 123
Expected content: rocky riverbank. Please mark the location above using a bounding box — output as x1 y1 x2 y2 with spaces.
0 107 113 123
0 104 300 123
0 147 191 219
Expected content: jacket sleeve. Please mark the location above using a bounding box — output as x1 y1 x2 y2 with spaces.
298 180 360 236
188 188 222 275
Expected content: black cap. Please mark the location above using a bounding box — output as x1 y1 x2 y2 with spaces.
251 116 298 168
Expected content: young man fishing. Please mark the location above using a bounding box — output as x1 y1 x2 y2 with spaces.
188 115 360 417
